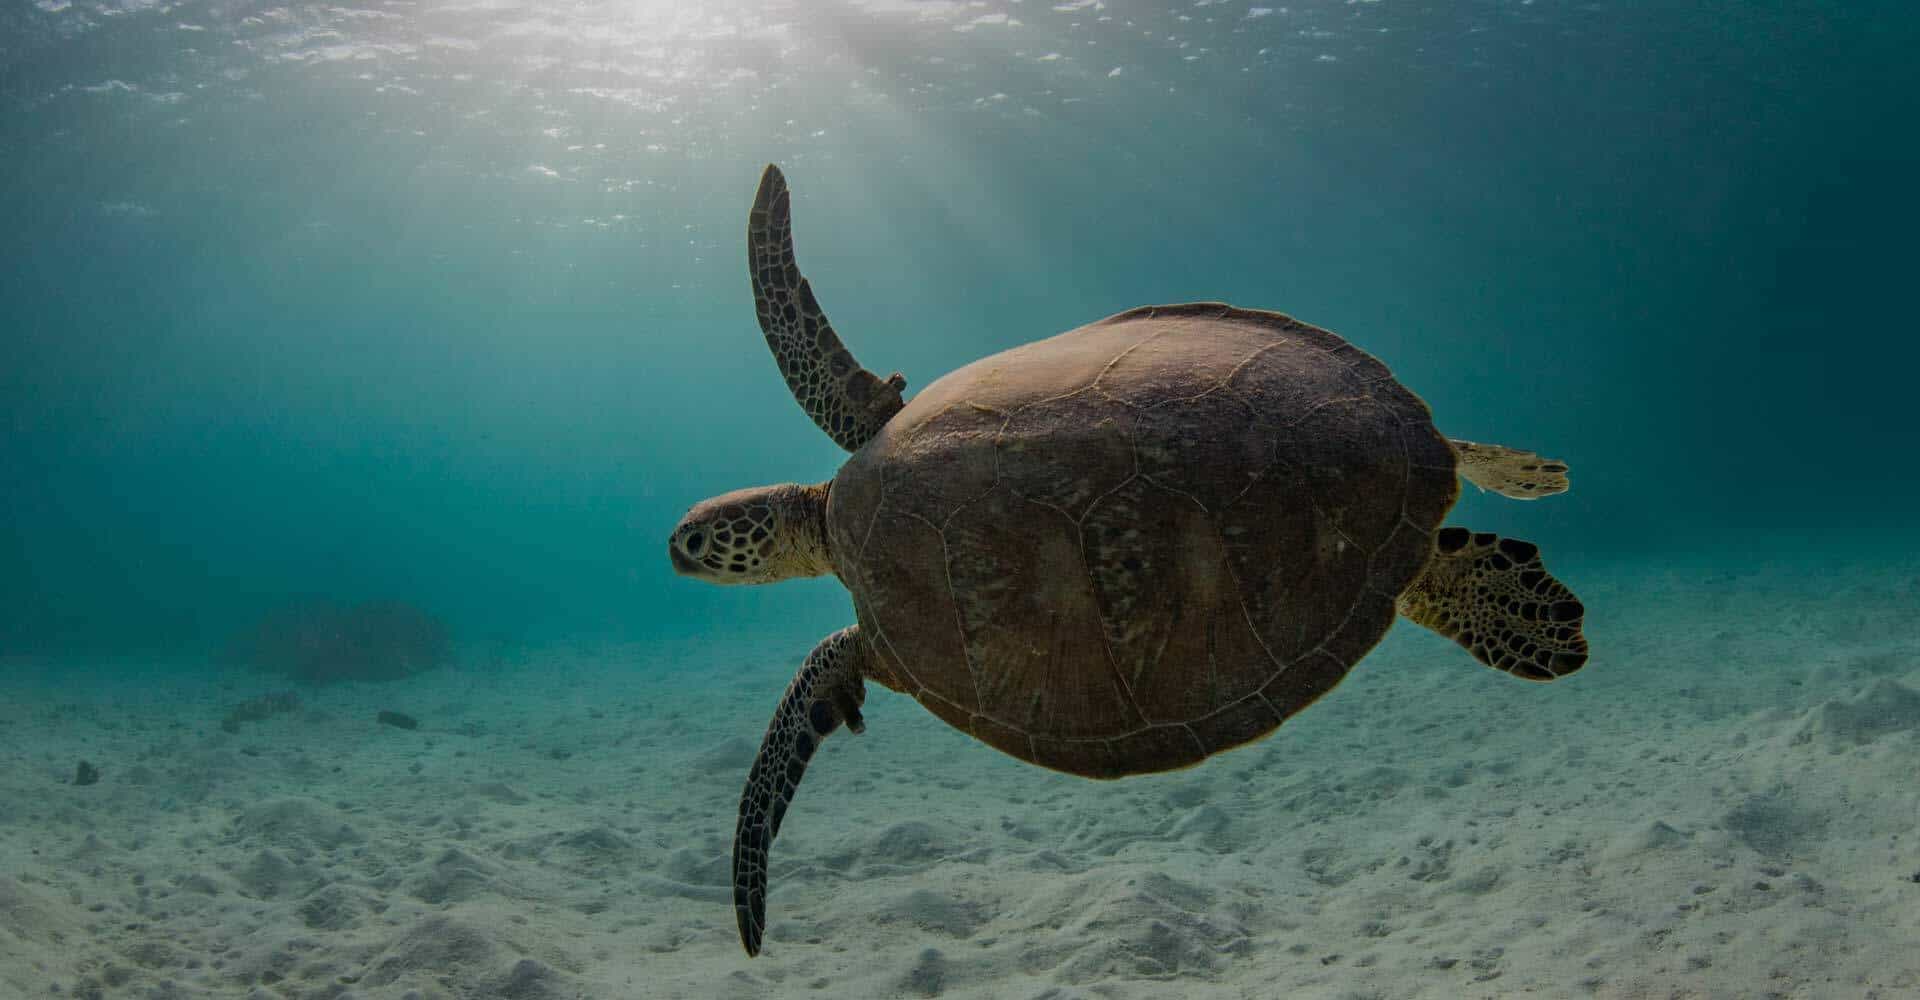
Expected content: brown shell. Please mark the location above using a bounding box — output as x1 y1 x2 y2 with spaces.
827 303 1458 778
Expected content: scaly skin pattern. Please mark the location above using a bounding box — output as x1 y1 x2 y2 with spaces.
1396 527 1588 679
1448 439 1571 499
668 482 832 585
732 626 869 957
748 165 905 452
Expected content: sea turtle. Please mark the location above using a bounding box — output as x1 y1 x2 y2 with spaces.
669 165 1589 956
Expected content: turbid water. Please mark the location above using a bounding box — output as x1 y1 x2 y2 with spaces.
3 2 1918 997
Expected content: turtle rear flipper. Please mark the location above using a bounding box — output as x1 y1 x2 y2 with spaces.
1449 439 1570 499
749 165 906 452
733 626 870 957
1398 527 1588 680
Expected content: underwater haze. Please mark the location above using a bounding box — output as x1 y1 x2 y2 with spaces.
3 2 1919 998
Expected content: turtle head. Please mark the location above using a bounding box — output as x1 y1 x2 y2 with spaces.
668 482 833 585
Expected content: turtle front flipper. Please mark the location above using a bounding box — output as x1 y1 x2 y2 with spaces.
733 626 870 956
1398 527 1589 681
749 165 906 452
1448 439 1570 499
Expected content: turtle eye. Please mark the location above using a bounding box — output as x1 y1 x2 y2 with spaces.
685 531 706 556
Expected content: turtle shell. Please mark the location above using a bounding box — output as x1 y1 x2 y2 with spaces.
827 303 1459 778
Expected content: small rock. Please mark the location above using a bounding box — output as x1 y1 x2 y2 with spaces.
899 948 947 998
376 711 419 730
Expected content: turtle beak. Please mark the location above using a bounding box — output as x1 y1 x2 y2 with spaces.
669 541 699 576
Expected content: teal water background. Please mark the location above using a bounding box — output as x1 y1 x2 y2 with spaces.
3 1 1916 662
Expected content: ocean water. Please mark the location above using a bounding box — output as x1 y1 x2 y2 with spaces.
3 2 1918 997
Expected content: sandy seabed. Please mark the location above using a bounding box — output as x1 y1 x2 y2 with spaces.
4 560 1919 1000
